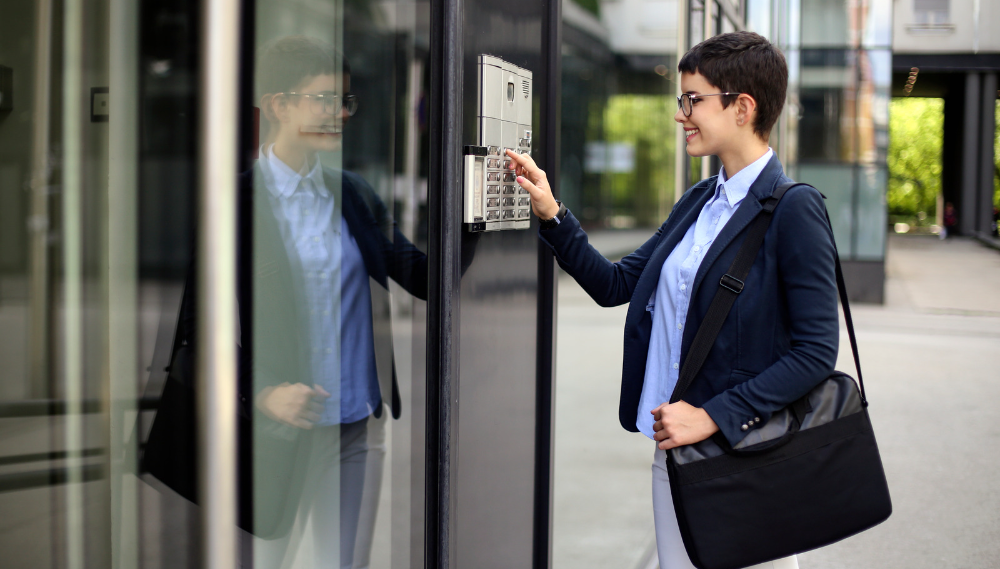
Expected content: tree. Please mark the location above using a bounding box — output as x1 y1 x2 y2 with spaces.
887 97 943 222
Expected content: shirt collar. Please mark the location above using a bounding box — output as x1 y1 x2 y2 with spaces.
260 144 329 199
715 147 773 208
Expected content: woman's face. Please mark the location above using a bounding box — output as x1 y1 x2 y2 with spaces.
274 72 351 153
674 71 740 158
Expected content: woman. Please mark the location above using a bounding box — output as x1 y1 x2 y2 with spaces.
507 31 839 569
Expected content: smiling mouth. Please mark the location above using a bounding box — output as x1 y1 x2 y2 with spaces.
685 128 699 142
301 125 342 134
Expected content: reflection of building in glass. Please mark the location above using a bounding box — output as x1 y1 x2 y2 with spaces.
560 0 681 229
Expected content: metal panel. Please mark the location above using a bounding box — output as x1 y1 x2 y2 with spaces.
453 1 549 566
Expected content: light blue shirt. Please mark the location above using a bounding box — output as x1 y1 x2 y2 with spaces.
636 148 773 439
258 146 380 425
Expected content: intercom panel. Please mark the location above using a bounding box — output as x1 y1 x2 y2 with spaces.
464 55 532 232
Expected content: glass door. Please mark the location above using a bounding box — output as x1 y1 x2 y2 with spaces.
0 0 433 566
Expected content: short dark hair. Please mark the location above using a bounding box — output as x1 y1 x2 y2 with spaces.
677 31 787 140
256 35 351 98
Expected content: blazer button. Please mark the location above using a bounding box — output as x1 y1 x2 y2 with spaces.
754 417 761 423
740 424 748 431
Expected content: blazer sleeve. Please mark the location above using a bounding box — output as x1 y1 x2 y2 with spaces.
538 208 663 307
344 171 429 300
537 185 702 308
700 185 840 445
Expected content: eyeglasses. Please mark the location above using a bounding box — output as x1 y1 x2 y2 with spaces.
283 92 359 116
676 92 743 117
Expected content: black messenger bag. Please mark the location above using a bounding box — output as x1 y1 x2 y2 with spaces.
666 183 892 569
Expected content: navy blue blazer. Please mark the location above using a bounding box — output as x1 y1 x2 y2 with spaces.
539 155 840 445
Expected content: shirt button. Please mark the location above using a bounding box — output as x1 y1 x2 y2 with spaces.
323 310 330 316
313 236 320 242
319 272 327 279
304 208 311 215
325 348 333 354
673 363 679 370
692 245 700 253
679 283 687 291
677 322 683 330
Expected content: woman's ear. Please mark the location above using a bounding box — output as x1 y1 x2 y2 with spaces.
736 94 757 127
260 93 287 124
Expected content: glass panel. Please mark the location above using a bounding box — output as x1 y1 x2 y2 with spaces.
798 49 853 162
560 48 677 229
856 165 887 260
555 2 679 566
800 0 849 46
0 0 116 564
747 0 772 38
798 164 855 257
242 2 429 567
863 0 893 48
141 0 432 563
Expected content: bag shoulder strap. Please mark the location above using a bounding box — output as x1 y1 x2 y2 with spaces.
669 182 867 406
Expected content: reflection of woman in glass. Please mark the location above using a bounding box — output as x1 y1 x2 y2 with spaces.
509 32 837 569
145 35 427 569
248 35 428 568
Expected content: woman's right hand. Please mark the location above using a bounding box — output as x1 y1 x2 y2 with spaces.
255 382 331 429
506 149 560 221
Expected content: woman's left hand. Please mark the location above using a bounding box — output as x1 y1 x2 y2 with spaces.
651 401 720 450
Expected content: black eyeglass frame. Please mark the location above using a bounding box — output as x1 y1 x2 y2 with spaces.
676 92 744 117
282 92 360 116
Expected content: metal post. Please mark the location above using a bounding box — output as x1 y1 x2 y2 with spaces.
675 0 689 204
197 0 241 565
62 0 85 566
534 2 562 567
28 0 53 399
426 0 463 565
108 0 140 563
960 72 981 236
701 0 714 181
978 72 997 235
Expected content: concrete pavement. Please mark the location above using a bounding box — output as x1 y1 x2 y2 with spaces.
550 233 1000 569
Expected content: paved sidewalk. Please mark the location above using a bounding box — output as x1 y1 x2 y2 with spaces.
550 234 1000 569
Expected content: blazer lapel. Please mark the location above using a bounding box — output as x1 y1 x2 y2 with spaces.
625 177 717 325
686 154 785 304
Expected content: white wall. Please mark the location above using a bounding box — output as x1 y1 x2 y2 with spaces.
893 0 1000 53
599 0 678 55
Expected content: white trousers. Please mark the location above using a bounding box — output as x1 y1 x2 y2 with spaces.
652 447 799 569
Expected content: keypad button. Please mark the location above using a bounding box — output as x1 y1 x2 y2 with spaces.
487 185 500 194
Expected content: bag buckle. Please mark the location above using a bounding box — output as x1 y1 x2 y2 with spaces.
720 274 744 294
